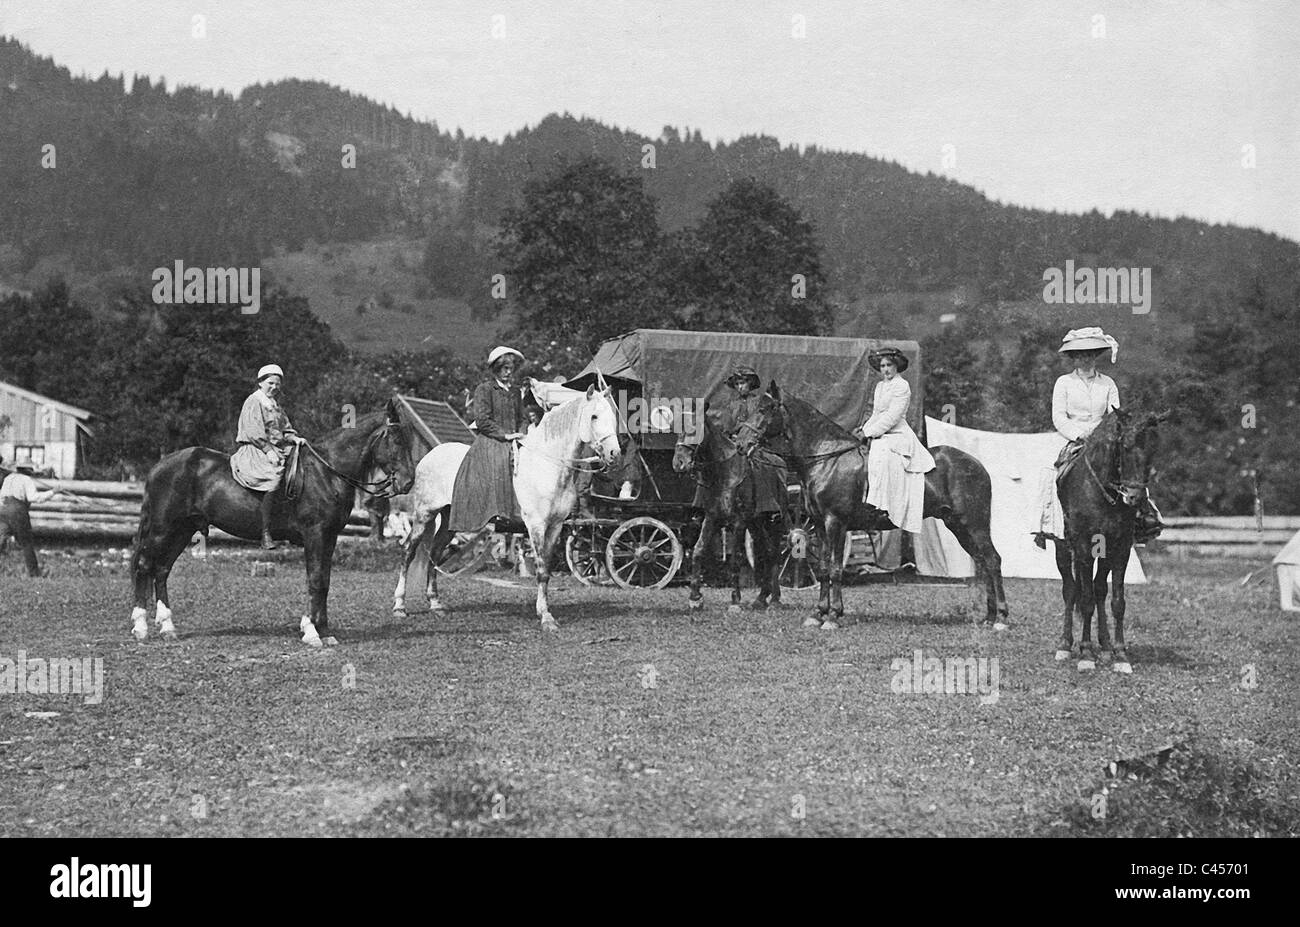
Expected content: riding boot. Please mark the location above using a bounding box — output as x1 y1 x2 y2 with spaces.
574 468 596 519
259 489 281 550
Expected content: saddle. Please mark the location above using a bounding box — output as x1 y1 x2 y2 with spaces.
1054 440 1085 487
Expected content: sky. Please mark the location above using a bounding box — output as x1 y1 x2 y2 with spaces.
2 0 1296 242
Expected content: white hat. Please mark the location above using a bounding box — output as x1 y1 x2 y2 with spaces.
1058 327 1118 363
257 364 285 381
486 346 523 366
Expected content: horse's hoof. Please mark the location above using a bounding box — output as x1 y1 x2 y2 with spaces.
1112 662 1132 675
1054 649 1071 661
1077 659 1096 672
131 624 148 642
727 604 742 614
750 599 769 612
802 617 822 629
992 621 1010 632
821 620 840 631
393 607 407 619
429 602 448 615
160 628 177 641
688 599 703 611
302 634 323 648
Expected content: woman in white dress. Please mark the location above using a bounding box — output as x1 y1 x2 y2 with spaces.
1035 327 1163 545
855 348 935 533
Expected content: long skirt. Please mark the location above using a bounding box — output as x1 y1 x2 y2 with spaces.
450 436 519 531
231 444 285 491
865 435 929 534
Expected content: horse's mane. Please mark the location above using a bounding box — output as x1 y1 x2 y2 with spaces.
311 410 391 453
531 392 588 447
781 394 859 445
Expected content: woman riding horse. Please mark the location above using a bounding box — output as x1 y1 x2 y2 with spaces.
230 364 306 549
854 348 935 533
722 364 787 527
450 345 540 532
1035 328 1164 546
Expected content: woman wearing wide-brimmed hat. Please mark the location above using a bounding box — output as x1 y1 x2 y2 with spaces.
230 363 305 549
449 345 533 531
719 364 787 519
1035 327 1163 545
855 348 935 533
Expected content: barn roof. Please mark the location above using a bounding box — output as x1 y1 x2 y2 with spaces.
0 379 93 420
394 395 475 447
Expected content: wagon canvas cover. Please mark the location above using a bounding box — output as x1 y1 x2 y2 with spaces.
566 329 921 448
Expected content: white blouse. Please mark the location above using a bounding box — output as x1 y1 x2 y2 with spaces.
861 377 912 438
1052 371 1120 441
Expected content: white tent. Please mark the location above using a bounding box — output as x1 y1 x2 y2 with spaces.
899 417 1146 582
1272 532 1300 611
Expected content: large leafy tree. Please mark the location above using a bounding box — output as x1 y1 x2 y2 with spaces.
670 177 834 335
497 157 671 355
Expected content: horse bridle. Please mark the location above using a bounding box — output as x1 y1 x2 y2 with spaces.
1082 419 1149 508
748 397 864 467
291 420 407 500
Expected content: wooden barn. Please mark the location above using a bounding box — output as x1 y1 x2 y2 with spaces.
0 380 93 478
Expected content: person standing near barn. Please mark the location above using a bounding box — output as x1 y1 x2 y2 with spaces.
855 348 935 533
0 460 59 576
1034 327 1164 546
230 364 305 549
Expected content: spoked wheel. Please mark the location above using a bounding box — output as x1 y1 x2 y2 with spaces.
565 525 613 586
434 525 493 577
605 516 684 589
776 517 821 590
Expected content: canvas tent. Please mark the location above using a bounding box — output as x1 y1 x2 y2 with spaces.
915 417 1146 581
565 329 922 449
1273 532 1300 611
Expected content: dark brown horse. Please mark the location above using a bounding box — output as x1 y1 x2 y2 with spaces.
1052 407 1168 673
742 384 1008 630
672 407 785 613
130 398 416 645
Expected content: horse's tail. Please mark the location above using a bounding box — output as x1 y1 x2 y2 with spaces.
130 464 159 588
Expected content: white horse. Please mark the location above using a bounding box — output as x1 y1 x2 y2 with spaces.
393 384 620 631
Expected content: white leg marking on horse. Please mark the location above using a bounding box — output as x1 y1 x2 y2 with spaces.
1112 662 1133 675
131 607 149 641
993 621 1009 632
300 615 323 648
821 620 840 631
688 599 703 611
155 602 177 639
1077 659 1096 672
802 616 822 628
1054 649 1070 661
428 598 447 613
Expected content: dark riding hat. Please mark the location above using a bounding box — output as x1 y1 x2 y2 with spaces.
868 348 909 373
726 365 761 390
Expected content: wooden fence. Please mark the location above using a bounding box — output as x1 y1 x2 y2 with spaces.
25 480 375 543
1147 516 1299 559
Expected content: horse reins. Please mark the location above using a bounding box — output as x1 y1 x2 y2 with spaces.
288 422 405 500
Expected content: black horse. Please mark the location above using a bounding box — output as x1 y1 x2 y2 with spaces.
1052 407 1168 673
130 398 415 645
672 407 785 613
741 384 1008 629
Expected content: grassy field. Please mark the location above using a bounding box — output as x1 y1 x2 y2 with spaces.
1 545 1296 837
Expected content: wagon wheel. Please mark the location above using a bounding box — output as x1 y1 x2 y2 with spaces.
605 516 684 589
434 525 493 577
744 515 840 590
565 524 613 586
